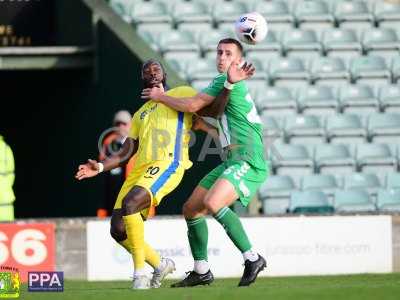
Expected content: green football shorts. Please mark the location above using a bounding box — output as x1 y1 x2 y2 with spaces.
199 157 269 207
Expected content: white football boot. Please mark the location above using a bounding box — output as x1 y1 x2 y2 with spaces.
132 275 151 290
150 258 176 288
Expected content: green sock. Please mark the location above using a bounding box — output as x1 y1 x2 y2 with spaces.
186 217 208 261
214 207 252 252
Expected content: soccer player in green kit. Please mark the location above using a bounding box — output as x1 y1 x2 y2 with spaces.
141 38 268 287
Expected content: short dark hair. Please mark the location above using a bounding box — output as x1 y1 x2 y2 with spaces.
218 38 243 54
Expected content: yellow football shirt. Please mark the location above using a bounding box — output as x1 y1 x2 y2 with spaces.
129 86 196 170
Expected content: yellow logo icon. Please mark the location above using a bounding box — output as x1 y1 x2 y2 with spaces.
0 271 20 298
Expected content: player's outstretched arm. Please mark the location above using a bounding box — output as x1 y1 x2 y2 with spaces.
75 138 138 180
141 87 214 113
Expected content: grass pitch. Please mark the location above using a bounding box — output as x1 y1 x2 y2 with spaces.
21 273 400 300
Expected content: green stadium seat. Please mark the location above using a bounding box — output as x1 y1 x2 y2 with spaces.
172 2 213 30
325 114 367 144
334 0 374 31
392 56 400 83
252 1 294 31
259 175 295 215
297 85 339 116
339 84 379 115
137 30 160 52
373 0 400 30
260 114 283 143
185 58 215 82
271 143 314 178
281 29 323 59
190 0 226 6
310 57 350 86
165 58 188 80
213 1 248 30
334 189 376 213
268 57 311 87
262 198 289 215
152 0 180 11
244 59 267 81
379 85 400 113
368 113 400 143
356 143 397 175
245 30 282 60
177 24 215 41
343 173 382 196
377 189 400 212
130 1 173 30
110 0 135 22
386 172 400 190
256 87 297 116
289 191 334 214
301 174 339 201
294 0 334 37
158 30 200 60
361 28 400 62
246 81 269 103
314 144 356 175
284 115 325 144
350 56 391 85
322 28 362 60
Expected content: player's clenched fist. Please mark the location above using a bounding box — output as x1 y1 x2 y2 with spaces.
75 159 100 180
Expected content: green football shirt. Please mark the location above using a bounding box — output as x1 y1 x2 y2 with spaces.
202 73 267 170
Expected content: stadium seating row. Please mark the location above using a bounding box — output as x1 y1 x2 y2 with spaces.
258 173 400 214
267 142 400 177
261 172 400 191
261 113 400 144
264 189 400 215
167 56 400 86
140 27 400 61
254 85 400 116
110 0 400 32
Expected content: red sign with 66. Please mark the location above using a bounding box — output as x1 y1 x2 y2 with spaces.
0 223 55 282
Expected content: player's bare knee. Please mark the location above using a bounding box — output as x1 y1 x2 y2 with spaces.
203 197 220 214
122 195 144 215
110 224 126 242
182 201 195 218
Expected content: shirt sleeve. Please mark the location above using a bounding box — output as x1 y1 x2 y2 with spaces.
128 112 140 140
201 74 226 97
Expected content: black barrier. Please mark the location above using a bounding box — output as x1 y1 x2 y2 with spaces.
0 0 54 46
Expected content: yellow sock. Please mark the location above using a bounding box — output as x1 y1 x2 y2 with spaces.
144 242 161 269
123 213 145 270
119 239 131 252
118 239 161 269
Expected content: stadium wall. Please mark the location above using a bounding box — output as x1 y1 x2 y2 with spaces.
1 215 398 281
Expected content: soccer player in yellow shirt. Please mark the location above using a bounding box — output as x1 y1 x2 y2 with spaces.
75 60 197 289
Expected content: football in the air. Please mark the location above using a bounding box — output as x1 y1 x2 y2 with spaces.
235 12 268 45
